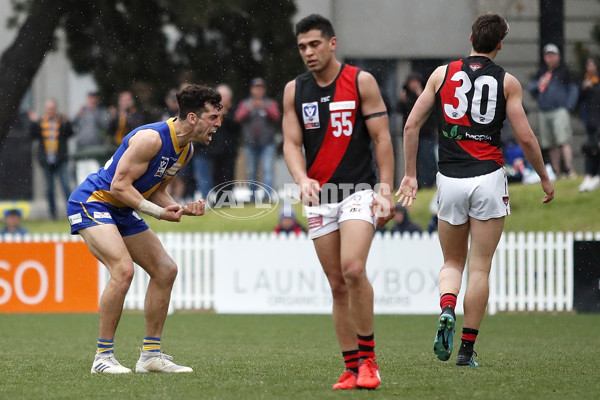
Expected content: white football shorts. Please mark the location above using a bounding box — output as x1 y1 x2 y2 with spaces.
436 168 510 225
305 189 376 239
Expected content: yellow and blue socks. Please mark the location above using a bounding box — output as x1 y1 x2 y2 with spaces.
97 338 114 354
142 336 161 353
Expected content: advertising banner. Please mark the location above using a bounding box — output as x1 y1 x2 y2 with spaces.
0 242 99 313
214 234 466 314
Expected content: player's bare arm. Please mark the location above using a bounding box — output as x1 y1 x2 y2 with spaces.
282 79 321 205
110 129 184 221
397 66 444 207
358 71 395 226
504 73 554 203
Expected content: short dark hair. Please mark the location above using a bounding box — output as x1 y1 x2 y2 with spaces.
471 14 509 53
295 14 335 38
177 84 222 117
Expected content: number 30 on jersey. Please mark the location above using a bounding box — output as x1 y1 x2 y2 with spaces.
443 71 498 125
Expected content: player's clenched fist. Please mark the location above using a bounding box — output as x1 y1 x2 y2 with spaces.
183 200 206 216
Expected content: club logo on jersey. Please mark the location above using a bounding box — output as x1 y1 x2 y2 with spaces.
469 63 483 72
503 195 509 206
154 156 170 177
302 102 320 129
442 125 463 140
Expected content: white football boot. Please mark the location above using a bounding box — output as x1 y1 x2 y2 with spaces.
91 353 132 374
135 350 193 373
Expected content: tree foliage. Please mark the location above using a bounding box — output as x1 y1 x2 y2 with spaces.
62 0 302 113
0 0 68 149
0 0 303 147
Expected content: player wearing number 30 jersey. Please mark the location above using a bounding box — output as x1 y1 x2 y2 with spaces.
437 56 507 178
397 14 554 369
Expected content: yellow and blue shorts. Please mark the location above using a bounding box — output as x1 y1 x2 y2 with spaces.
67 199 149 237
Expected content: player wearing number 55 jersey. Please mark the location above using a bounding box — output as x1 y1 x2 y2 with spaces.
283 14 395 390
397 14 554 367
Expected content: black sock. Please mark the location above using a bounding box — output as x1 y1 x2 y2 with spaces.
460 328 479 353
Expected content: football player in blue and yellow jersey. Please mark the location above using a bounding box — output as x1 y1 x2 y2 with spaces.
68 84 222 374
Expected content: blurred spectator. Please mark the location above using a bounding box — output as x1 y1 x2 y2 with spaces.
0 208 28 235
235 77 280 199
501 119 557 185
30 99 73 220
193 84 240 204
162 89 180 120
390 204 422 235
398 72 438 187
107 90 144 145
73 91 110 184
274 203 306 235
578 57 600 192
527 43 578 179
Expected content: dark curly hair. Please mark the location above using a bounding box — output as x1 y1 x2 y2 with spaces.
177 84 222 118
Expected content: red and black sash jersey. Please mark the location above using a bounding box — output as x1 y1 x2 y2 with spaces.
294 64 376 203
436 56 506 178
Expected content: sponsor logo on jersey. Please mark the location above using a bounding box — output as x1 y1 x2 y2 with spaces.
68 213 82 225
320 95 331 102
302 102 320 129
132 211 141 220
154 156 170 177
442 125 463 140
329 101 356 111
165 162 182 178
93 212 112 220
465 132 492 141
469 63 483 72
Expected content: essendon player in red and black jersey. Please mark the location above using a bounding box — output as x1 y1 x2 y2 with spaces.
397 14 553 369
436 56 507 178
294 63 376 203
283 14 394 390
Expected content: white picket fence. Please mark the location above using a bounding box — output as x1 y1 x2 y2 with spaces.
108 231 598 314
3 231 599 314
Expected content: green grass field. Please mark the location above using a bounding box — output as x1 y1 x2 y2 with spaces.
1 313 599 399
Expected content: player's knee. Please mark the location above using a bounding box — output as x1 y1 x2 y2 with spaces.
112 263 135 292
157 260 178 285
341 259 367 284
